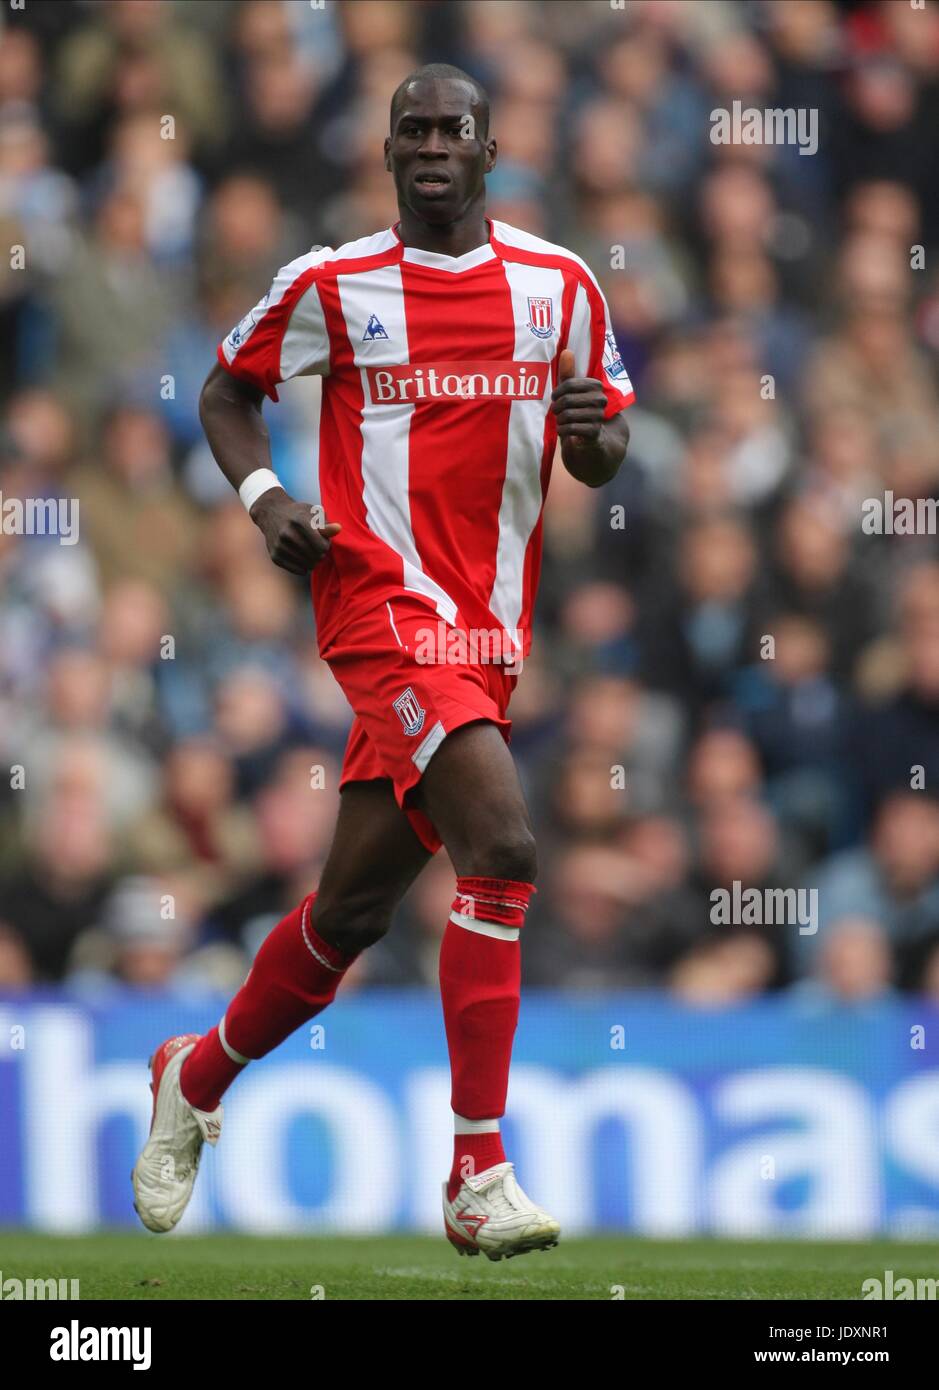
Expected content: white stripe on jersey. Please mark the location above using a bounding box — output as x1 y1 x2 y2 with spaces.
487 260 564 651
567 283 593 378
336 264 459 623
280 282 330 379
220 245 334 365
491 219 601 290
333 227 400 261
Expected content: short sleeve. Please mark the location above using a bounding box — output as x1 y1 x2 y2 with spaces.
566 276 635 417
217 246 335 402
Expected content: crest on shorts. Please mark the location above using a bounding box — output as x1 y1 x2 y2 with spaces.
527 296 554 339
393 686 425 736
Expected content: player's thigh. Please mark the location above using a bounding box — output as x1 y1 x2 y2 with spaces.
312 779 432 945
414 720 537 882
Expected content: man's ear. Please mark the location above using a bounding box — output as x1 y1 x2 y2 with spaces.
383 135 392 172
485 138 498 174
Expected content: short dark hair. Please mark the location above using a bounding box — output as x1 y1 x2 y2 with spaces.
389 63 490 137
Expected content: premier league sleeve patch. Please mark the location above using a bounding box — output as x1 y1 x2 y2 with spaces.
602 330 628 381
226 291 269 351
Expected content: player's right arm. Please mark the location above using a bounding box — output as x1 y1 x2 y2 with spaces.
201 246 338 575
199 363 339 575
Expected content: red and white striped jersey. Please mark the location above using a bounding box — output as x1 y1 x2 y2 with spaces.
218 218 634 657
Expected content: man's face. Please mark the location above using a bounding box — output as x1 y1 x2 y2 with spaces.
385 77 496 225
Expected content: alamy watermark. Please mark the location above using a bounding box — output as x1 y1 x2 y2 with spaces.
413 622 524 670
710 882 818 935
862 1269 938 1300
1 1270 79 1300
0 494 79 545
710 101 818 156
50 1323 151 1369
861 492 937 536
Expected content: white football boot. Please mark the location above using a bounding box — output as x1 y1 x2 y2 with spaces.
443 1161 561 1261
132 1034 222 1233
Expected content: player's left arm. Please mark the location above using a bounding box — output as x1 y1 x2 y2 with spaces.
551 347 629 487
553 271 634 488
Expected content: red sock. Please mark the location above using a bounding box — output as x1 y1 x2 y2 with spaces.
440 875 534 1200
180 894 354 1111
178 1027 232 1111
451 1129 507 1196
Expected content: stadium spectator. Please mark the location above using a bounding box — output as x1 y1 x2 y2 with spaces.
1 0 937 1000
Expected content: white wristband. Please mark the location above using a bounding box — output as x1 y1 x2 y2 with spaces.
238 468 283 513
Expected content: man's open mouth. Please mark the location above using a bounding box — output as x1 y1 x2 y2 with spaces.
415 172 452 189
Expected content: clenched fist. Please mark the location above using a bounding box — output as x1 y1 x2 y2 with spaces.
250 489 341 575
551 348 607 448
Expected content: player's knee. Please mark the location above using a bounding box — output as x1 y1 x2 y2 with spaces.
313 889 394 955
463 826 537 886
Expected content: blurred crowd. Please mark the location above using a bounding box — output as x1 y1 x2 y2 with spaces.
1 0 938 1006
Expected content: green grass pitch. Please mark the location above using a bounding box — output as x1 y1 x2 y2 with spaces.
2 1232 935 1300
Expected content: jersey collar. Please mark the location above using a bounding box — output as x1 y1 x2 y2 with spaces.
391 219 496 273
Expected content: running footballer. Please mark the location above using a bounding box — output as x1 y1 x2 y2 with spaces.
133 64 633 1261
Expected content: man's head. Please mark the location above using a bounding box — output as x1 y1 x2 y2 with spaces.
385 64 496 227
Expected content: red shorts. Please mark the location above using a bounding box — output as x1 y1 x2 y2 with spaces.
321 595 519 853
